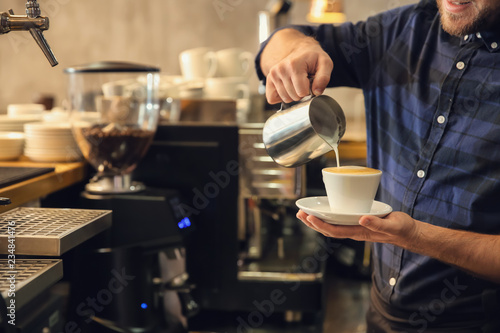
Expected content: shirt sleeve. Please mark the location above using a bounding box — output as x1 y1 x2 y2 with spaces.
255 1 430 89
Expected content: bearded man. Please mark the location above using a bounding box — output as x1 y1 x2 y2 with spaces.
256 0 500 331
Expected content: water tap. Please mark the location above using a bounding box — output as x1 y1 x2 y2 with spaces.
0 0 58 66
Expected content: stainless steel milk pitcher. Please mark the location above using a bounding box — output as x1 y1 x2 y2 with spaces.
262 94 346 168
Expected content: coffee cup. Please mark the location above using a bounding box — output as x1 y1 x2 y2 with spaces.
322 166 382 214
215 48 253 78
204 77 250 100
179 47 217 80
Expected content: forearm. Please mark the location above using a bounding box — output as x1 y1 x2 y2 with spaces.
404 222 500 283
260 28 320 76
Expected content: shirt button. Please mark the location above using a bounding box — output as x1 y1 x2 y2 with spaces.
456 61 465 70
476 32 482 39
389 277 397 286
417 170 425 178
492 42 498 49
437 115 446 124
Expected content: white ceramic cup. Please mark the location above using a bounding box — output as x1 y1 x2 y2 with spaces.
322 166 382 214
179 47 218 80
204 77 250 100
215 48 253 78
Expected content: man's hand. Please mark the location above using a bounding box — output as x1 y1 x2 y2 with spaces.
296 209 500 283
260 28 334 104
296 210 419 248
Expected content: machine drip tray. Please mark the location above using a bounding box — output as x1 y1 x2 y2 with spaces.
0 259 62 310
0 207 112 256
238 270 322 282
238 224 326 282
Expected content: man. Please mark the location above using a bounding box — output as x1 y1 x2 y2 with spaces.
256 0 500 331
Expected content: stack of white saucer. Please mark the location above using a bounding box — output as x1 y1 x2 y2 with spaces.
0 115 42 132
0 132 25 161
0 104 45 132
24 123 82 162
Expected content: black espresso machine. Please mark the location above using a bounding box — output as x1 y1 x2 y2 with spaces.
133 122 327 332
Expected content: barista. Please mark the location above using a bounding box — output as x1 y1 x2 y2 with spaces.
256 0 500 332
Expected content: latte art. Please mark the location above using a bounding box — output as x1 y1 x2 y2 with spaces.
324 166 381 175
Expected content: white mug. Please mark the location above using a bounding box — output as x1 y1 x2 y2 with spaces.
215 48 254 78
322 166 382 214
204 77 250 100
179 47 218 80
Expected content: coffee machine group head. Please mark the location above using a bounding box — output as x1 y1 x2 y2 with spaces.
0 0 58 66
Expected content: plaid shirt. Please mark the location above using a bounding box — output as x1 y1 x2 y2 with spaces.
256 0 500 326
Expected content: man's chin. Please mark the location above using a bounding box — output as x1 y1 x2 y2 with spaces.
440 14 484 36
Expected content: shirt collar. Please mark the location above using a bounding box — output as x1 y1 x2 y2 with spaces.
460 29 500 52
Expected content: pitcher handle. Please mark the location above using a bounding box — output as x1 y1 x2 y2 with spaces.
279 78 315 111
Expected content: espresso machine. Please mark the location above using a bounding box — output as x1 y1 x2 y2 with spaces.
132 122 327 332
60 62 197 333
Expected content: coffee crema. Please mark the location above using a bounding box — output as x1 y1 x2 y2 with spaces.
324 166 381 175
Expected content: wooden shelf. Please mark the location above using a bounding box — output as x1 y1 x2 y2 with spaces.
325 141 367 161
0 157 87 214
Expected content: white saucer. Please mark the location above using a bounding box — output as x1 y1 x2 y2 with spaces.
296 196 393 225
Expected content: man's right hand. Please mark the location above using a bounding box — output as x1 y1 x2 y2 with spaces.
260 28 334 104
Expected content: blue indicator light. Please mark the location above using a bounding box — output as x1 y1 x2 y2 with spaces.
177 217 192 229
141 303 148 309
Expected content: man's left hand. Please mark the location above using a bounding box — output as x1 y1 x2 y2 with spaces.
296 210 419 248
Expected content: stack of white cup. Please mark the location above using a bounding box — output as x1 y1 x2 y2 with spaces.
178 47 253 123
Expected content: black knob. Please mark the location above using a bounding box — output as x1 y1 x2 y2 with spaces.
0 197 11 206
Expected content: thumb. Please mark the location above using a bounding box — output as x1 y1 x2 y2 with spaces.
359 215 391 234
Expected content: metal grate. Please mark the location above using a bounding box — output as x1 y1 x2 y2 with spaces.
0 207 112 256
0 259 59 291
0 259 62 310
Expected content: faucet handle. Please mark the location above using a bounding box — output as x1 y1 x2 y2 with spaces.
26 0 59 67
26 0 41 18
29 28 58 66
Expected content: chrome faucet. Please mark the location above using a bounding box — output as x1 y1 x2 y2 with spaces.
0 0 58 66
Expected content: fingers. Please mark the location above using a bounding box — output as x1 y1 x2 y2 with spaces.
306 215 365 239
296 210 364 239
265 49 333 104
266 66 309 104
296 210 314 229
296 210 327 237
311 57 334 96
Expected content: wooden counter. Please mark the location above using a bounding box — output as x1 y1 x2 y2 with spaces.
0 157 87 214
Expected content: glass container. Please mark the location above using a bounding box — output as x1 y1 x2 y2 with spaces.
65 61 160 193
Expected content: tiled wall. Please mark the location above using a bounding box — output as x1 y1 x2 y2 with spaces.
0 0 416 111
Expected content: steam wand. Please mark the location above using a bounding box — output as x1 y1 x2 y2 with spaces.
0 0 58 67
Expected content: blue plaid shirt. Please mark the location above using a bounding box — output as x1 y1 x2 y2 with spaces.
256 0 500 325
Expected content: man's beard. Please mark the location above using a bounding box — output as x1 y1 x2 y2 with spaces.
437 1 494 36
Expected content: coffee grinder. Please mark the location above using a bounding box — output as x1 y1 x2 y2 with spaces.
65 61 161 194
63 62 197 333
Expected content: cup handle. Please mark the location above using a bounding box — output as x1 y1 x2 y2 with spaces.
239 51 254 78
236 83 250 100
205 51 218 78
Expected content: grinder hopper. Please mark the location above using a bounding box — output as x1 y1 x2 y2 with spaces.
65 61 161 194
